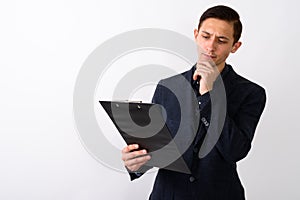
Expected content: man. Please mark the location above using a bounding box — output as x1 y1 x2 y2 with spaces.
121 5 266 200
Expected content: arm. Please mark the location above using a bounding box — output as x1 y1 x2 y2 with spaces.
193 63 266 163
199 82 266 163
215 86 266 163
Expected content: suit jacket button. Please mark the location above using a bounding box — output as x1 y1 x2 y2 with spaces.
189 176 195 182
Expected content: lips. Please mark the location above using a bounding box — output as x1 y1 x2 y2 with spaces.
201 53 217 60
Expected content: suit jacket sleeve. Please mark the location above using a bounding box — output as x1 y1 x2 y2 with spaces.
201 81 266 163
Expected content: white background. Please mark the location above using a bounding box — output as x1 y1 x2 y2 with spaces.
1 0 300 199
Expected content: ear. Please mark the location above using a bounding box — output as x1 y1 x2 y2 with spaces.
231 41 242 53
194 29 199 41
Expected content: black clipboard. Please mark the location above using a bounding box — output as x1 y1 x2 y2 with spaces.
99 100 191 174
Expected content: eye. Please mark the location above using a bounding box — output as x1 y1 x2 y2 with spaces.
201 35 209 39
218 40 227 44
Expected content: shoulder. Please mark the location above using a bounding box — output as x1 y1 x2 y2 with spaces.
226 65 265 94
152 67 193 104
158 67 193 85
225 65 266 103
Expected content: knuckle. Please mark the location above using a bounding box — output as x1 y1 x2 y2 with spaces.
123 146 130 153
133 157 140 164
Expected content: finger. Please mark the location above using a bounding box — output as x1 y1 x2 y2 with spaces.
128 159 151 172
125 154 151 168
196 64 212 76
193 70 209 80
122 149 148 161
197 62 213 70
197 65 219 77
193 68 209 80
198 61 216 69
193 71 200 80
122 144 139 154
197 67 211 74
194 61 217 80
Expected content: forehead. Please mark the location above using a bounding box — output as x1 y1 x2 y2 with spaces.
199 18 234 39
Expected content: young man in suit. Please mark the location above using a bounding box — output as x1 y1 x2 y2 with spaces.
121 5 266 200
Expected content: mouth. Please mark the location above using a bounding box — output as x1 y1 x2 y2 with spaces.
201 53 217 59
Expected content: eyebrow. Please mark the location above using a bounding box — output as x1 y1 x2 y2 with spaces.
201 31 230 41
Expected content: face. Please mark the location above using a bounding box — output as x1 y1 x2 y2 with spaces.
194 18 241 71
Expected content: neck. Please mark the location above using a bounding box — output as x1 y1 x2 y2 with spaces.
217 62 226 73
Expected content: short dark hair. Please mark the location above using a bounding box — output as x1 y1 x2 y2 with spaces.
198 5 242 44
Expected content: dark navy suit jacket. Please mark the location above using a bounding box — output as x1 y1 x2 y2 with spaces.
131 64 266 200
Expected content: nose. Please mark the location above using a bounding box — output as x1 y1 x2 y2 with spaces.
206 38 217 52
